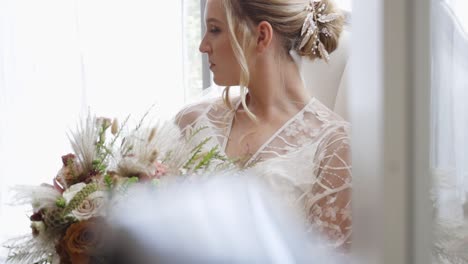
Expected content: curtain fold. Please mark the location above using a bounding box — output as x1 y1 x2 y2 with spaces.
431 0 468 221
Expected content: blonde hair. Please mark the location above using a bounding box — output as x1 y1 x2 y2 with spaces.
221 0 344 120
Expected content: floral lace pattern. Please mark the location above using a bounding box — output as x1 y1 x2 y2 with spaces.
176 96 352 249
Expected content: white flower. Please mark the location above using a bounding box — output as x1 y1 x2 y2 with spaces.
71 191 107 221
30 221 46 237
62 182 86 204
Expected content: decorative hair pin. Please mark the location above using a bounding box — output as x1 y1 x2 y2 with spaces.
299 0 340 62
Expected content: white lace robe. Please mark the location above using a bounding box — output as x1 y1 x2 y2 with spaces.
176 96 352 249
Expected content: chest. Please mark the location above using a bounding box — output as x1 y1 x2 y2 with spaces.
194 98 326 166
224 114 286 165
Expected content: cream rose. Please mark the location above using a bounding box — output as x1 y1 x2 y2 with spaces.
71 191 107 221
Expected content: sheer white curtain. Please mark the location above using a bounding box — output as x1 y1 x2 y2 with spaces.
431 0 468 222
0 0 192 259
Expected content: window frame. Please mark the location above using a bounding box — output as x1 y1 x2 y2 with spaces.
350 0 431 263
200 0 211 89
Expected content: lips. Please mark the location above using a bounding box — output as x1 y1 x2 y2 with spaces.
209 59 215 69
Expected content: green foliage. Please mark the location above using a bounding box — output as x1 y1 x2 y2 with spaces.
62 183 98 216
151 179 160 187
186 126 208 142
194 146 223 171
181 126 232 173
93 115 131 174
55 197 66 208
109 115 130 148
127 177 139 184
104 174 113 190
115 177 139 196
183 137 211 170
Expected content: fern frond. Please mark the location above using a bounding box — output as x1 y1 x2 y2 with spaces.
4 235 54 264
115 177 139 196
161 150 173 164
186 126 208 142
194 146 220 171
183 137 211 169
133 105 156 132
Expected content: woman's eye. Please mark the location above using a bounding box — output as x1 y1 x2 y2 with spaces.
209 26 220 34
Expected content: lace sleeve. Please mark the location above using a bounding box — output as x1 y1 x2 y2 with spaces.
307 126 352 250
174 100 212 135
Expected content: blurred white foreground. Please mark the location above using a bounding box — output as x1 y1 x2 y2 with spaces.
105 174 348 263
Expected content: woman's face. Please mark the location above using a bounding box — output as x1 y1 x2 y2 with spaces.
199 0 242 86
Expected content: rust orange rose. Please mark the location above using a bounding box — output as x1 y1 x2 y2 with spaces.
59 217 107 263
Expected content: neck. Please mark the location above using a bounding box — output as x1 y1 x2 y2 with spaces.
243 55 311 121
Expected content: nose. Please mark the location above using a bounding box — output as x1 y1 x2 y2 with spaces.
199 35 211 54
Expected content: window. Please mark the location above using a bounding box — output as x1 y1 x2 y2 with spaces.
431 0 468 261
445 0 468 32
183 0 204 101
0 1 197 260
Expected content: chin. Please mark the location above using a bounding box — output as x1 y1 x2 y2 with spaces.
213 75 239 87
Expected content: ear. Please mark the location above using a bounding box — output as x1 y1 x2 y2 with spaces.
256 21 273 53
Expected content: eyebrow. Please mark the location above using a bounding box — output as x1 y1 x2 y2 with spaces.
206 18 223 24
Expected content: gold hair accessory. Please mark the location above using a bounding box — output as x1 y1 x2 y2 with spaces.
299 0 340 62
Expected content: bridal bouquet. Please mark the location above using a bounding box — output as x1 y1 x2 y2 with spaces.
4 113 230 264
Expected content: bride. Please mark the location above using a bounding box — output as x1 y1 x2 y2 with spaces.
176 0 351 251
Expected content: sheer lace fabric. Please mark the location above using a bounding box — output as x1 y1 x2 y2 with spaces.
175 96 352 249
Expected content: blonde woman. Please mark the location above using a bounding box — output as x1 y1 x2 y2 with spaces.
176 0 351 250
